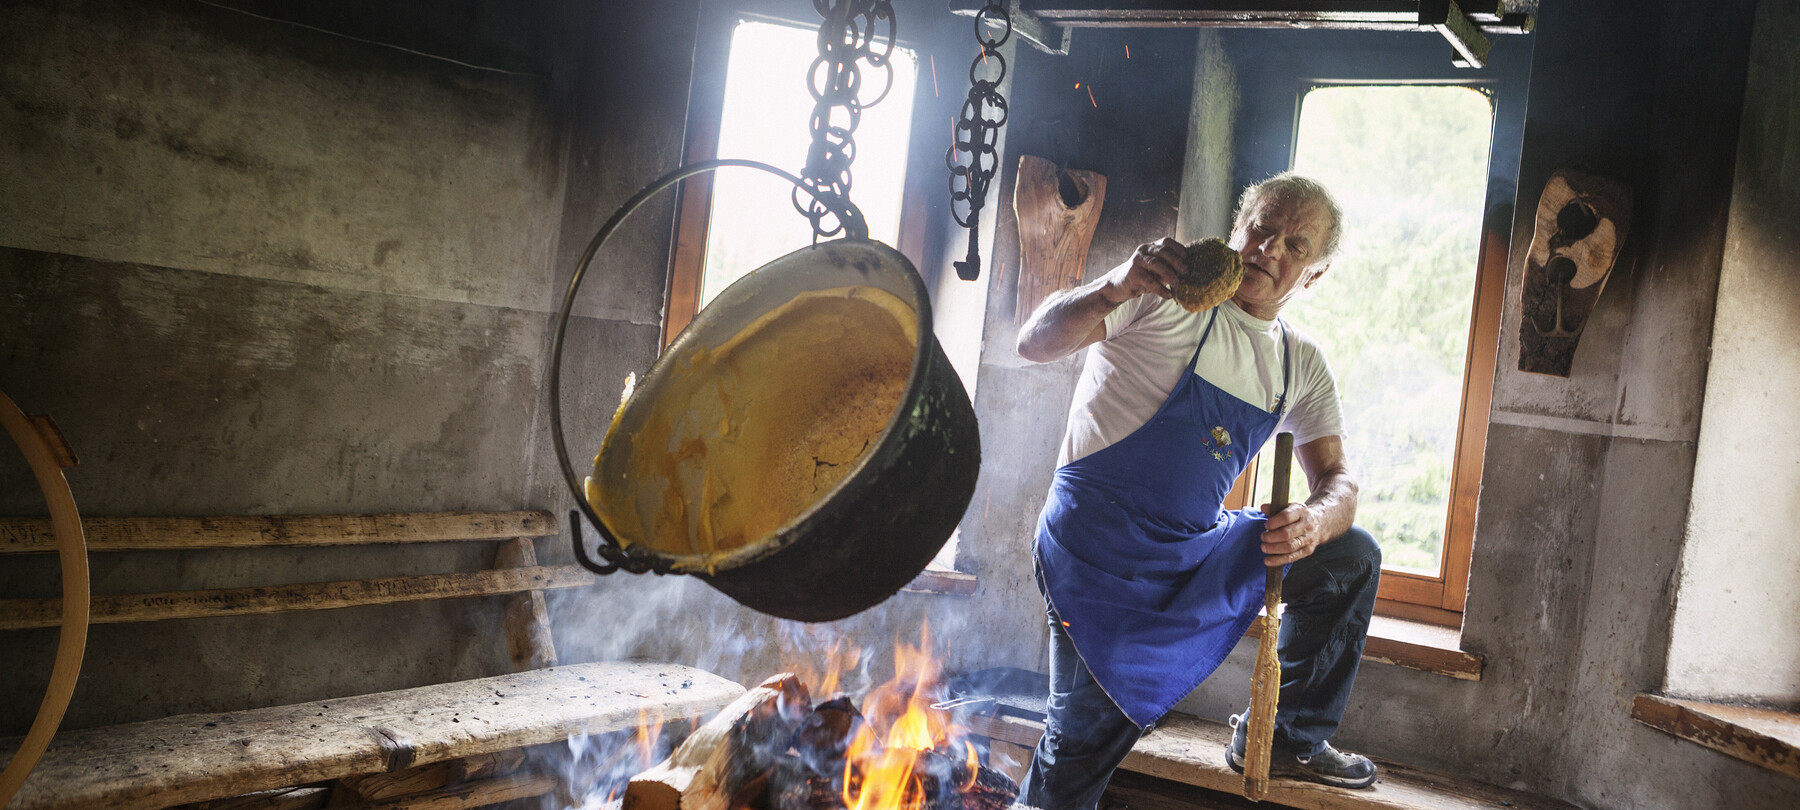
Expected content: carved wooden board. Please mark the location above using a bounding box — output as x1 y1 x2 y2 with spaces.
1014 155 1106 325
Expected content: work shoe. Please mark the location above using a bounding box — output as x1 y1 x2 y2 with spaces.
1225 713 1379 790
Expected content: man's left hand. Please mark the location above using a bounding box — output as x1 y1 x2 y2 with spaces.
1259 502 1326 566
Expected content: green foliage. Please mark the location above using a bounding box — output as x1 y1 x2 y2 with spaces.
1283 86 1493 575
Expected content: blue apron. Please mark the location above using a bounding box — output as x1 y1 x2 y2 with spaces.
1035 307 1290 728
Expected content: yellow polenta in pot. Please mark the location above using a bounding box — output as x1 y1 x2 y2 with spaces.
587 286 916 571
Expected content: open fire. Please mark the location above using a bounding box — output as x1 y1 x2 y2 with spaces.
578 629 1019 810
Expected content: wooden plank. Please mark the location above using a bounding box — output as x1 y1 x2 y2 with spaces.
496 538 559 671
331 773 555 809
1631 694 1800 780
0 511 558 554
332 751 526 803
1121 712 1576 809
0 566 597 630
0 661 747 810
170 785 329 810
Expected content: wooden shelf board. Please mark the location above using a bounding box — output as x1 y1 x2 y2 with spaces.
1631 693 1800 781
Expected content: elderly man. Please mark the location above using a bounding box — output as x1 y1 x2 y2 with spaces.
1016 173 1382 808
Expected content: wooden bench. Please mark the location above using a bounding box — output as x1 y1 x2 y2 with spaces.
0 512 748 810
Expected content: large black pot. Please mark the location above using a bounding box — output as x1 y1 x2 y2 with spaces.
550 160 980 623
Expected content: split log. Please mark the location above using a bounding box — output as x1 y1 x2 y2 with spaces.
625 674 812 810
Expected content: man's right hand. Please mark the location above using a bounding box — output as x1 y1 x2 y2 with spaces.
1099 237 1188 305
1017 237 1188 362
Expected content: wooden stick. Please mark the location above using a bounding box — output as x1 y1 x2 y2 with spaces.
0 565 596 630
1243 432 1293 801
0 511 558 554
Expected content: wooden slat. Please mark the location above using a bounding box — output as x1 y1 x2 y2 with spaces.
332 773 555 809
0 511 558 554
0 661 747 810
0 566 596 630
171 786 329 810
332 750 526 803
1631 694 1800 780
1122 712 1576 809
496 538 559 671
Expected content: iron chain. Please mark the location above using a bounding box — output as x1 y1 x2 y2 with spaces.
795 0 896 242
946 1 1010 281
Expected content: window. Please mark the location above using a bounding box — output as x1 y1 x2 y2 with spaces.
1237 85 1503 624
665 17 922 345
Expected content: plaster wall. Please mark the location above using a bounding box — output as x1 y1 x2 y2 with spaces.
1666 0 1800 706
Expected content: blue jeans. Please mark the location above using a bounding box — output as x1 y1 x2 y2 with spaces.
1019 526 1381 810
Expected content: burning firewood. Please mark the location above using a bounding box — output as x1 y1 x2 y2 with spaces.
624 673 812 810
626 666 1018 810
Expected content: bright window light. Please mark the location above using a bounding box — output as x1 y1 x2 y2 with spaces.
1249 85 1494 576
701 20 919 306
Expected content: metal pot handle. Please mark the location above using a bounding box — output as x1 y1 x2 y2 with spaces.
550 158 868 576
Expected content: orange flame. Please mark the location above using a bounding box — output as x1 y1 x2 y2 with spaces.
839 622 974 810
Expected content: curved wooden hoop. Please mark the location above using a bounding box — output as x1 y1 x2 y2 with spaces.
0 391 90 806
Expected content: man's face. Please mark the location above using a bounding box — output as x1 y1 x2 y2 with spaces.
1227 194 1334 317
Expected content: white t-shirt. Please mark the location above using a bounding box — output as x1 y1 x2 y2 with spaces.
1056 297 1344 467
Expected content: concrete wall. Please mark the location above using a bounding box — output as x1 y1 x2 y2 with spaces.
1666 0 1800 707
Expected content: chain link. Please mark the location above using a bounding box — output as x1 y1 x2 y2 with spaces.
946 1 1010 281
794 0 895 242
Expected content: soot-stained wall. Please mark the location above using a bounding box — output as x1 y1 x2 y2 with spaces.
0 0 676 732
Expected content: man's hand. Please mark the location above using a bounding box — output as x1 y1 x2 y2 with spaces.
1098 237 1187 305
1258 502 1328 566
1017 237 1189 362
1259 436 1359 566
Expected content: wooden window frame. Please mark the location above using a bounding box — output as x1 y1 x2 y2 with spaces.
1221 85 1510 628
663 6 938 348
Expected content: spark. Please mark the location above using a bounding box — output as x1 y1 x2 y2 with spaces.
929 54 939 98
1087 85 1097 108
1126 44 1132 58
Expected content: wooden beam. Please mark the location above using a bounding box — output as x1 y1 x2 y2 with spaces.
329 773 556 810
170 786 329 810
1419 0 1491 68
330 751 526 804
946 1 1531 34
1631 694 1800 781
0 511 558 554
0 661 747 810
0 565 596 630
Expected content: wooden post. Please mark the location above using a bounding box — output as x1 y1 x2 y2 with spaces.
495 538 557 671
1243 432 1293 801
